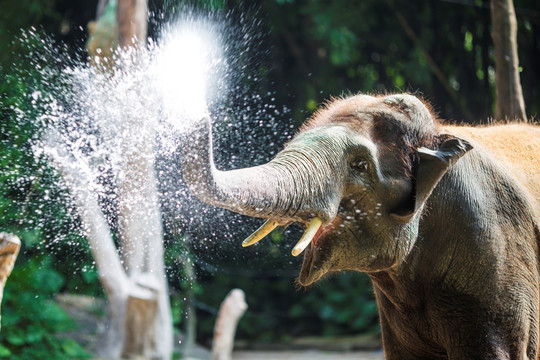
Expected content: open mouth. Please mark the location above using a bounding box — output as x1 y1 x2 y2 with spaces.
241 216 335 286
298 226 334 286
242 216 329 256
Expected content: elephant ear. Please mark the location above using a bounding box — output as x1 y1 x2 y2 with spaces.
391 135 473 223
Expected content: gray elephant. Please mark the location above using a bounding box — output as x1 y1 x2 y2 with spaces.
182 93 540 359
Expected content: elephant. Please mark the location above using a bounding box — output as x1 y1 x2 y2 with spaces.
181 93 540 359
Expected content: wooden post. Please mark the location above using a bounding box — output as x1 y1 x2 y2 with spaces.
0 233 21 331
211 289 248 360
122 286 158 358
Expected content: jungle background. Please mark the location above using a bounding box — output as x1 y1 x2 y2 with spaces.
0 0 539 359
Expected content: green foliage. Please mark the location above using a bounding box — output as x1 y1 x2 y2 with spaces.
0 42 99 359
0 0 59 67
0 256 90 360
1 60 100 290
262 0 539 123
193 268 379 343
289 273 379 337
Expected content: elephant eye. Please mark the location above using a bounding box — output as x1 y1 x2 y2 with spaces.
351 159 368 172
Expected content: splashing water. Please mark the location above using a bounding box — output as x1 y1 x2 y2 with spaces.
30 18 225 215
11 11 295 271
154 24 221 127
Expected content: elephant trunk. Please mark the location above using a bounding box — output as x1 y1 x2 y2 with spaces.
181 116 342 225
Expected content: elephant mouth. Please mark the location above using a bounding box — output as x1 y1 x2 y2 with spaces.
241 215 338 286
298 223 334 286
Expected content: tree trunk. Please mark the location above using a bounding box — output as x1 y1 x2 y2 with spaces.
117 0 147 47
43 134 173 359
490 0 527 121
0 233 20 331
47 0 173 357
122 286 158 358
116 112 173 359
179 248 197 359
115 0 173 355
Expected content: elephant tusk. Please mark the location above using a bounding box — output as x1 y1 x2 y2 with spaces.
291 217 323 256
242 219 279 247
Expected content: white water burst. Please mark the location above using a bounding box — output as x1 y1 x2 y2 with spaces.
153 23 222 129
20 12 291 259
26 17 226 248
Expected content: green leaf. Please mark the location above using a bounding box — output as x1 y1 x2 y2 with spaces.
32 267 64 294
38 302 72 329
60 338 89 358
19 229 42 247
24 328 44 343
6 332 25 346
81 266 98 283
1 311 21 326
320 304 335 319
0 345 12 357
289 304 304 317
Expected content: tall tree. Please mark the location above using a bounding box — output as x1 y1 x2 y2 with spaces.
490 0 527 121
48 0 174 358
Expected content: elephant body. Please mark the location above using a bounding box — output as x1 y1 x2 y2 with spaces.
181 94 540 359
374 124 540 359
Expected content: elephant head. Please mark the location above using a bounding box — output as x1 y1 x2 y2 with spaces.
182 94 472 285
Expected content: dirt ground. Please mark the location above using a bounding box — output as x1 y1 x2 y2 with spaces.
233 350 384 360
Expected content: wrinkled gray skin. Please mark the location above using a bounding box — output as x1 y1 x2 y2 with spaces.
182 94 540 359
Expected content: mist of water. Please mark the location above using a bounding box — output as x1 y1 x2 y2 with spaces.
155 24 221 127
22 17 221 225
9 10 298 273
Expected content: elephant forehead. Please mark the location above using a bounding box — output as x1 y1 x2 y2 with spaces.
291 124 373 148
303 94 438 147
380 94 435 128
304 95 377 129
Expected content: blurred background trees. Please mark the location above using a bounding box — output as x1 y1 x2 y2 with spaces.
0 0 539 359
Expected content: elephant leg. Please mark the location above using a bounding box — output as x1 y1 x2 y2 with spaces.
443 316 538 360
379 313 444 360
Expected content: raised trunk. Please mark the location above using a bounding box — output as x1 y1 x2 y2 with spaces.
490 0 527 121
181 117 343 224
